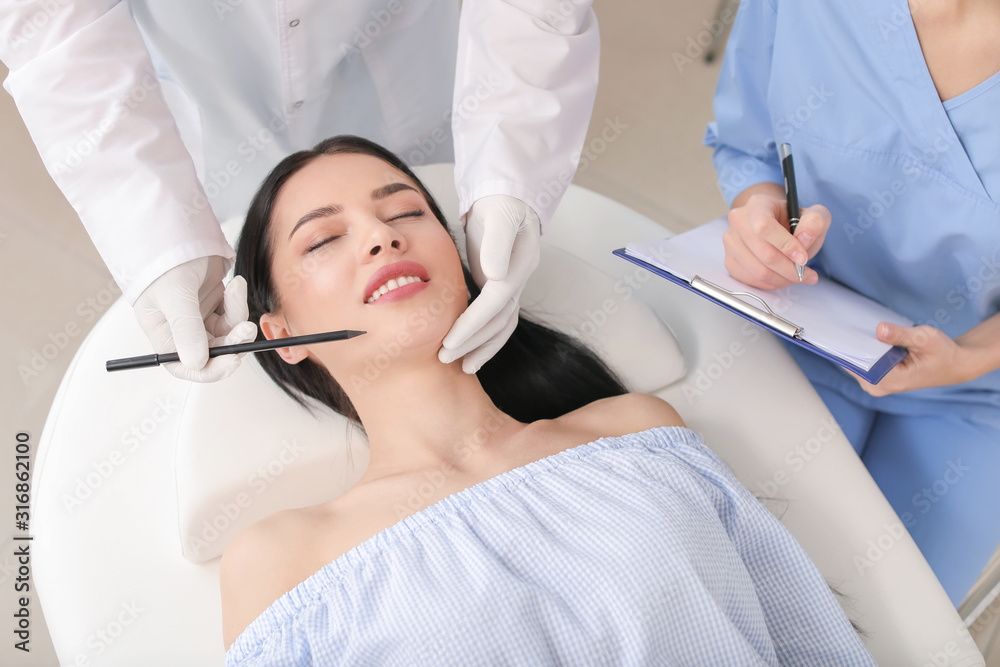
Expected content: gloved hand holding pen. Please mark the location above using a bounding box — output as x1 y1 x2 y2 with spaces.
132 256 258 383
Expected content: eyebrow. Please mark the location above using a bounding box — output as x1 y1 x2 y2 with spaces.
371 182 418 201
287 182 419 241
287 204 342 240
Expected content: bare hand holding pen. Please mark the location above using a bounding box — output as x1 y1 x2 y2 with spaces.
723 182 832 289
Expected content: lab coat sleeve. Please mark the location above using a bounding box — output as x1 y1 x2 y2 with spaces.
451 0 600 228
0 1 233 304
703 0 784 208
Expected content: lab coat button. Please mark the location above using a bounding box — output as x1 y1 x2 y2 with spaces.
289 19 300 27
293 100 304 108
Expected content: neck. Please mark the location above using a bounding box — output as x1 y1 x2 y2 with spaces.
347 355 523 482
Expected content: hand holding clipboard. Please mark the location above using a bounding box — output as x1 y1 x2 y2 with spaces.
615 219 912 384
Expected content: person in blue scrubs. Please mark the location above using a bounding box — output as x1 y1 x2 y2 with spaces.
704 0 1000 606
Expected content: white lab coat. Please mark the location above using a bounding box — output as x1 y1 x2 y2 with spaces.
0 0 598 302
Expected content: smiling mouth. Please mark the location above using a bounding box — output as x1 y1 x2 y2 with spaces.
365 275 426 303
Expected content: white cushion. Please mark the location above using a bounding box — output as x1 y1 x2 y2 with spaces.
176 361 370 563
522 245 686 393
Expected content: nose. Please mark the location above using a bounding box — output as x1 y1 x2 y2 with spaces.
369 239 401 256
362 220 406 260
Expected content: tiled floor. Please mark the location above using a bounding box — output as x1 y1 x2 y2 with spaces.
0 1 996 664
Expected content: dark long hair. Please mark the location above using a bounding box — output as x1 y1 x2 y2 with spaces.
234 135 626 425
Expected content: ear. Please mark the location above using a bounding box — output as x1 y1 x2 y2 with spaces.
259 312 310 364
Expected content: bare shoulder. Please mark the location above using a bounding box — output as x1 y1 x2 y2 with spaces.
559 393 685 439
219 507 327 650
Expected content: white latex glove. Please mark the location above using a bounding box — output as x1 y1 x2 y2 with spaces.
439 194 541 373
133 256 258 382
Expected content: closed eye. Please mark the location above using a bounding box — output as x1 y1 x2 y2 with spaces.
306 235 343 253
389 209 424 222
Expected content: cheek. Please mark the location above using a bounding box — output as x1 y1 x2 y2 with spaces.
272 252 320 298
426 237 467 311
422 227 465 279
274 258 356 332
428 275 466 320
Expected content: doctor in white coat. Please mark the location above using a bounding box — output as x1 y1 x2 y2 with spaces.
0 0 599 380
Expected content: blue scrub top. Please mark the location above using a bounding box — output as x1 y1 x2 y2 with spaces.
705 0 1000 429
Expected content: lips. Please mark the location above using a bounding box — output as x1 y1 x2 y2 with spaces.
364 260 429 304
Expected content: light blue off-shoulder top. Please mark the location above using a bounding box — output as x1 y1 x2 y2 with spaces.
227 426 874 666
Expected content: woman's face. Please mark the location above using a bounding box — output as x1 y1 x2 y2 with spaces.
260 153 467 379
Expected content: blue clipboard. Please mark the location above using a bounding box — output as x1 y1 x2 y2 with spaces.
612 248 908 384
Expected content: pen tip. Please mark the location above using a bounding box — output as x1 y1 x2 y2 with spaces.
346 330 367 338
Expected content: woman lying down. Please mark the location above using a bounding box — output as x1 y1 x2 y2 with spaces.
222 135 875 666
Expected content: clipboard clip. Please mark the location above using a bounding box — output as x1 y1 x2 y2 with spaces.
691 276 804 339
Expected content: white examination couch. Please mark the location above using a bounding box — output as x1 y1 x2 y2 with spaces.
32 165 983 666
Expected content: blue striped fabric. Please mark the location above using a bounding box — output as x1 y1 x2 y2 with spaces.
227 426 875 666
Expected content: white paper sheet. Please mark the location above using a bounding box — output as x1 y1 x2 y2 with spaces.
625 219 913 371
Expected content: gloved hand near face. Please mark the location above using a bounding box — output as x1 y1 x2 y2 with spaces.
133 255 258 383
439 194 541 374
